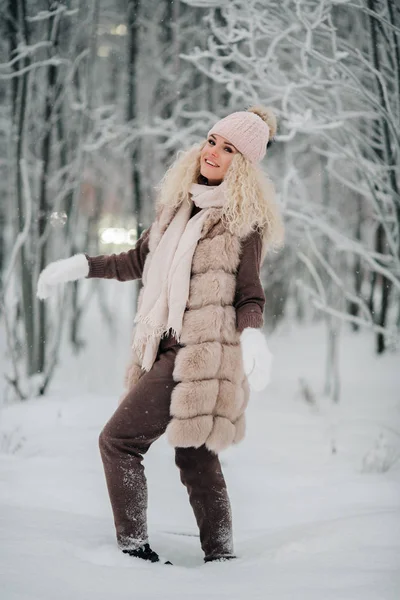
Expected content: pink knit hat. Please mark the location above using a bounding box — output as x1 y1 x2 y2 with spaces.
207 106 276 164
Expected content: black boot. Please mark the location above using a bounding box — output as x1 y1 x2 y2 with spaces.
122 543 160 563
122 543 172 565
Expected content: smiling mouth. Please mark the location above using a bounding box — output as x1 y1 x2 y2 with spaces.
204 158 219 168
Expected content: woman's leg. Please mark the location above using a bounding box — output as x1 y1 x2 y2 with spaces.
99 347 179 551
175 445 234 561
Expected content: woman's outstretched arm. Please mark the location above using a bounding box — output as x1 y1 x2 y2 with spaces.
86 227 151 282
37 228 151 300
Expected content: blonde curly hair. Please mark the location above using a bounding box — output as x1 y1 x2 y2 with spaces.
155 141 284 255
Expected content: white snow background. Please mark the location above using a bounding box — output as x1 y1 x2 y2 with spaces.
0 280 399 600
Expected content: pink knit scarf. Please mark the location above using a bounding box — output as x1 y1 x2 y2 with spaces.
133 181 227 372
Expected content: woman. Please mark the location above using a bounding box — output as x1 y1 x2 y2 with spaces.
37 106 284 565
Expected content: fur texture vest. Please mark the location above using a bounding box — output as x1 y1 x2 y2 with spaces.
125 202 257 454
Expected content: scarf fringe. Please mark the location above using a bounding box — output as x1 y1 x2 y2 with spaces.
132 319 181 354
134 313 164 332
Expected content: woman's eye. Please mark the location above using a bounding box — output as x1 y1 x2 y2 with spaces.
225 147 232 153
208 139 215 145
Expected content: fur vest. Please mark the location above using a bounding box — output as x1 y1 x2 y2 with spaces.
125 202 256 454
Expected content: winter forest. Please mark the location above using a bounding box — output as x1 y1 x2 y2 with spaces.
1 1 399 599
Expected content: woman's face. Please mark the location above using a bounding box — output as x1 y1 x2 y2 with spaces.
200 134 238 184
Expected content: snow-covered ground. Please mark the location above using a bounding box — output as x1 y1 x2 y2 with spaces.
1 281 399 600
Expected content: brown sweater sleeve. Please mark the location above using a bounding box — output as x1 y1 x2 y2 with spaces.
234 230 265 332
86 227 151 281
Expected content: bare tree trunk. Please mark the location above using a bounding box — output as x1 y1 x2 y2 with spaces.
127 0 142 237
383 0 400 241
0 200 4 307
36 3 63 376
367 0 396 354
158 0 181 120
66 0 99 354
348 194 363 330
8 0 36 377
386 0 400 116
319 153 341 402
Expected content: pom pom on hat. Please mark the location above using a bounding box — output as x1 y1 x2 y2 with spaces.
248 105 277 138
207 105 276 163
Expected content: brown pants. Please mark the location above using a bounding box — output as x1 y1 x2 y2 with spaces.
98 345 234 560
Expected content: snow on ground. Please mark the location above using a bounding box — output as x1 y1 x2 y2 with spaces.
0 281 399 599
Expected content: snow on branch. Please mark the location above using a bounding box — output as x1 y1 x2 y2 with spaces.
181 0 230 7
26 7 78 22
0 42 53 70
0 57 70 80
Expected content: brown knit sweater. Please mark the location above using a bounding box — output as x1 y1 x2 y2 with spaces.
87 207 265 336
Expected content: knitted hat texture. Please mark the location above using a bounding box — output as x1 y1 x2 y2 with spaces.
207 107 275 163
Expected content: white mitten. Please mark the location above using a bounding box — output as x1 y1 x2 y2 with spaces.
37 254 89 300
240 327 273 392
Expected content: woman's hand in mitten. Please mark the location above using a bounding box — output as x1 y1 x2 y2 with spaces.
37 254 89 300
240 327 273 392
